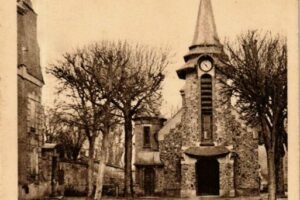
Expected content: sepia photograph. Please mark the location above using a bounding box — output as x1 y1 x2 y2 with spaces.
0 0 299 200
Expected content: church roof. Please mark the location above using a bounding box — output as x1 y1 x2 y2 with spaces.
17 0 44 83
158 108 183 141
191 0 221 47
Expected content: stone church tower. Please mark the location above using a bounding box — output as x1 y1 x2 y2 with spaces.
134 0 260 198
175 0 260 197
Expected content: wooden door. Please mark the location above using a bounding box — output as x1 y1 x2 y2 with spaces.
196 158 219 195
144 167 155 196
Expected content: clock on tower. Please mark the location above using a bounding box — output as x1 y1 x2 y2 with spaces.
199 60 213 72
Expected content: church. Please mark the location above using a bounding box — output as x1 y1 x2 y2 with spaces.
133 0 260 197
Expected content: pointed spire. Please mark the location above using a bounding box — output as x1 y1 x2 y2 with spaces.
191 0 220 47
177 0 223 79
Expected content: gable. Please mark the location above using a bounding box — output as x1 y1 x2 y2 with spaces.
158 108 183 141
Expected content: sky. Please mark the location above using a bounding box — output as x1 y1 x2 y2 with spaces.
33 0 288 117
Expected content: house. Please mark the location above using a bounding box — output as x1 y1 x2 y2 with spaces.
17 0 46 199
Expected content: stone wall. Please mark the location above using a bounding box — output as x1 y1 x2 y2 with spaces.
218 155 235 197
159 123 182 196
18 182 51 200
59 161 88 194
234 126 260 195
181 73 200 147
214 74 260 196
214 73 234 145
180 163 196 197
102 163 124 195
57 161 124 196
155 167 164 194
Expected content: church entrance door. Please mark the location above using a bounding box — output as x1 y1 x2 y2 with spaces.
144 167 155 196
196 158 220 196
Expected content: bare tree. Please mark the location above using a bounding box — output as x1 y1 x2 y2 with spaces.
106 126 124 167
44 106 86 161
218 31 287 200
43 106 64 143
48 46 118 200
48 41 170 199
89 41 170 198
56 122 86 161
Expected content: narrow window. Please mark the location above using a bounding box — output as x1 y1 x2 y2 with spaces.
143 126 151 148
28 99 37 133
201 74 213 144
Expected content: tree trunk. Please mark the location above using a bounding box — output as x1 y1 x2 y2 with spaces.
124 117 134 198
94 131 109 200
275 150 285 196
87 139 95 200
267 149 276 200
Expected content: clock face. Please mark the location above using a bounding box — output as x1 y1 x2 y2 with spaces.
200 60 213 72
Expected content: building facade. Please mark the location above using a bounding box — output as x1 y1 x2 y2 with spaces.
17 0 45 199
133 117 166 196
133 0 260 197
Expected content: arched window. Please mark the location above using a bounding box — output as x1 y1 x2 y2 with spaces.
200 74 213 144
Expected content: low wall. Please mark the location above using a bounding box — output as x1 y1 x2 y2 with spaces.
18 182 51 200
59 161 88 195
59 160 124 196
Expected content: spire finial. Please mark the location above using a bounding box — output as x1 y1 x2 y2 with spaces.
191 0 220 47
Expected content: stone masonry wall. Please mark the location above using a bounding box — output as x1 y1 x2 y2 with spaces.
159 123 182 196
155 167 164 194
180 163 196 197
234 128 260 196
54 161 124 196
60 161 88 194
214 73 260 196
214 73 234 145
218 155 235 197
181 73 200 147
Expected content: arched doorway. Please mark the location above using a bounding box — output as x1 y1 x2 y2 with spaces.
196 158 219 195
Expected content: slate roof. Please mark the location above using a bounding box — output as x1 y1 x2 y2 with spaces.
17 0 44 83
158 108 183 141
